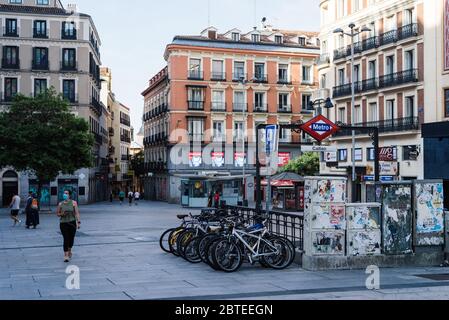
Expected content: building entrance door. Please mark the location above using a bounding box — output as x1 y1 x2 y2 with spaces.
2 171 18 207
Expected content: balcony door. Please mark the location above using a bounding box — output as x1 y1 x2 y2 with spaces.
386 55 395 75
212 60 223 79
254 92 265 111
405 50 414 71
369 102 378 122
405 96 415 118
212 90 225 110
404 8 415 26
254 63 265 81
386 99 395 123
368 60 376 79
188 119 204 142
234 91 245 111
213 121 225 142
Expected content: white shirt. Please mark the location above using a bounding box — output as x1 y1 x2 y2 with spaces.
128 192 133 197
11 195 20 210
134 192 140 199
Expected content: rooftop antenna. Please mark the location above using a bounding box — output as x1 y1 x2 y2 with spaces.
254 0 257 29
208 0 211 27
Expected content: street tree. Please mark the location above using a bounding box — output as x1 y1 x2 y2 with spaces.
280 152 320 176
0 88 94 202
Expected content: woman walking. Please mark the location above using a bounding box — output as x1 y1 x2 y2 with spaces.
56 190 81 263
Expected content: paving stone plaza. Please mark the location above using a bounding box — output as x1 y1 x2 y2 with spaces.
1 201 449 300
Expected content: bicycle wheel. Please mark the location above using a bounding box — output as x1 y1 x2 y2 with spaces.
198 234 220 264
183 236 203 264
169 228 185 257
211 238 243 273
205 236 223 270
176 228 196 258
261 237 295 270
160 228 176 253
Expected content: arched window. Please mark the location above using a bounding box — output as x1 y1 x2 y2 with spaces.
3 170 18 179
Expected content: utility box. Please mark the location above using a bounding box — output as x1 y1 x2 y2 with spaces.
445 211 449 257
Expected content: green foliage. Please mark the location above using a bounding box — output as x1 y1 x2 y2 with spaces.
280 152 320 176
0 88 94 186
130 151 145 176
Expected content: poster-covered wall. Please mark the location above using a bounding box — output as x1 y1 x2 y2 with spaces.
414 181 445 246
347 204 382 256
381 183 413 255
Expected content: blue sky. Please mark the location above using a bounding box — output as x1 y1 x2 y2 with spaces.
72 0 320 131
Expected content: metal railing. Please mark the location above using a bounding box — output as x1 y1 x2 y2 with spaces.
61 29 77 40
189 133 204 142
232 73 247 82
277 74 292 84
33 28 48 38
188 100 204 110
226 206 304 251
253 104 268 113
32 59 49 71
378 69 418 88
333 24 419 60
63 93 78 104
333 70 418 98
211 72 226 81
278 104 292 113
211 102 226 111
253 74 268 83
1 59 20 69
233 103 248 112
188 70 203 80
334 117 420 137
317 53 330 64
60 61 78 71
3 26 19 37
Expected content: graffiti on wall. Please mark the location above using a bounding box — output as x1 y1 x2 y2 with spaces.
311 204 346 230
312 231 345 255
415 182 445 246
382 184 413 255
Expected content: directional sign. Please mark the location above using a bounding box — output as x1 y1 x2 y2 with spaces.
301 115 340 142
302 146 338 153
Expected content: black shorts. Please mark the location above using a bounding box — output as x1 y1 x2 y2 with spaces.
11 210 19 217
119 197 124 201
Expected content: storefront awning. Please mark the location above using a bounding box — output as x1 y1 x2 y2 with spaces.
261 180 295 188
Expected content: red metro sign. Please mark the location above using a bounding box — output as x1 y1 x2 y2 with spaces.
301 115 340 143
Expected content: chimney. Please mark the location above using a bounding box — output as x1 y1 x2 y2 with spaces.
67 4 78 14
208 30 217 40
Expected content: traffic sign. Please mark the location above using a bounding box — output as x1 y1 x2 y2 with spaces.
301 115 340 142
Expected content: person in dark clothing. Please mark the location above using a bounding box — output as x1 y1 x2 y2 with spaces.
214 191 221 209
25 192 39 229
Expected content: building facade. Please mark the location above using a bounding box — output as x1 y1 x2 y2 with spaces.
100 67 132 195
0 0 105 206
318 0 425 201
142 26 320 206
421 0 449 207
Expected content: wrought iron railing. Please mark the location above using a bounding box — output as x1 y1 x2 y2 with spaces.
226 206 304 251
334 117 420 137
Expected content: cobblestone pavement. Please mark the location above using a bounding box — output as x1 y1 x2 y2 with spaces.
1 201 448 300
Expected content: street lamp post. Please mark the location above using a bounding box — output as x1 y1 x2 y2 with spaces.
308 97 334 117
334 24 371 202
239 76 248 205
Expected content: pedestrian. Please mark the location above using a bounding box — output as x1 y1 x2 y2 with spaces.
208 189 214 208
214 191 221 209
134 191 140 205
109 191 113 203
25 192 39 229
128 190 134 206
118 190 125 205
9 193 22 227
57 190 81 263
